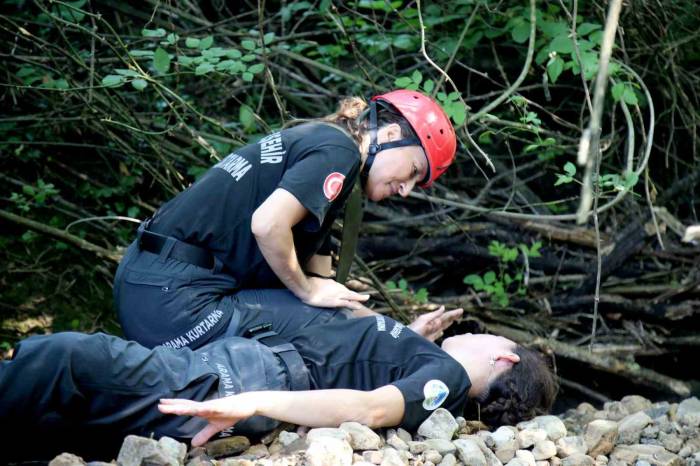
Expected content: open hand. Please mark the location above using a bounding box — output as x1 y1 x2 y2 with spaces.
408 306 463 342
302 276 370 309
159 396 255 446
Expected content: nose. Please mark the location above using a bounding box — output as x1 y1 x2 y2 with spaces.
398 178 416 197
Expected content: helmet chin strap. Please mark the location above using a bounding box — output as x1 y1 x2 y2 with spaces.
360 101 422 188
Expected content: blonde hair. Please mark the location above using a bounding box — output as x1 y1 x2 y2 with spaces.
283 96 415 147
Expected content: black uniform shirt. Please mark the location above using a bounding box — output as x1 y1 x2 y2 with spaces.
288 316 471 431
150 123 360 288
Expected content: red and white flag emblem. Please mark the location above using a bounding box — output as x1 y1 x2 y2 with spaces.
323 172 345 201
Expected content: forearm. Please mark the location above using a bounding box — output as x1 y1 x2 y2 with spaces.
254 226 310 300
241 386 403 428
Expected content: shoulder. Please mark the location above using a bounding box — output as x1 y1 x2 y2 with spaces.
283 123 359 153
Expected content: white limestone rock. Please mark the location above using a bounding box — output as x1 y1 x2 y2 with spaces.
306 437 353 466
340 422 383 451
418 408 459 441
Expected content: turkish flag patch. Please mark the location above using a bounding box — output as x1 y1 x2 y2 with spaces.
323 172 345 201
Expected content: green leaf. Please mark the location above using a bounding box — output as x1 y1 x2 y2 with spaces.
115 68 140 77
478 131 493 144
451 104 466 125
185 38 200 48
511 21 530 44
393 34 415 50
540 20 568 39
239 105 256 132
554 174 572 186
263 32 275 45
141 28 166 38
102 75 124 87
423 79 435 94
398 279 408 291
241 54 257 62
242 72 254 82
463 274 484 288
199 36 214 50
241 40 257 51
195 63 215 75
550 34 574 54
611 82 625 101
153 47 171 74
247 63 265 74
395 76 413 88
623 172 639 189
164 33 178 45
411 70 423 84
131 79 148 91
386 280 397 290
226 49 243 59
129 50 154 57
622 86 639 105
483 271 497 285
547 56 564 83
577 22 601 36
564 161 576 176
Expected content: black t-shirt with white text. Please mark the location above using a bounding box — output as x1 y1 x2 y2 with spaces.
149 123 360 288
287 316 471 431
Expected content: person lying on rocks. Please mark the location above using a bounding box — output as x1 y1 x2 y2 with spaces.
0 315 557 461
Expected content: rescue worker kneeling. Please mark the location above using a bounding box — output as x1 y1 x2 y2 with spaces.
0 316 557 461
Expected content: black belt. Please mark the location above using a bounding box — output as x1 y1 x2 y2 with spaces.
245 324 310 392
138 229 215 270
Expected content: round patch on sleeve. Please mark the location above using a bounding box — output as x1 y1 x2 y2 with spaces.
422 379 450 411
323 172 345 201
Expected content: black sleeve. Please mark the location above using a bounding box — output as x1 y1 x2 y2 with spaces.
391 360 470 431
278 145 359 232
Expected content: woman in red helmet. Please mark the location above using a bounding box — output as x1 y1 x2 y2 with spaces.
114 90 458 350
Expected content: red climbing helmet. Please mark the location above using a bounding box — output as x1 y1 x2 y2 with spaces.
372 90 457 187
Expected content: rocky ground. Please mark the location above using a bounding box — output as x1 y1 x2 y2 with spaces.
47 395 700 466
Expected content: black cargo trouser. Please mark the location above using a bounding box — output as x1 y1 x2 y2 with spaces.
0 332 289 462
114 233 350 350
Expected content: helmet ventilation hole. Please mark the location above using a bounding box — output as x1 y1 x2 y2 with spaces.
440 129 444 134
427 134 431 139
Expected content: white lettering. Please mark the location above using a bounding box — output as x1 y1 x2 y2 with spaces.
390 322 404 339
258 132 285 165
215 153 252 182
376 315 386 332
160 309 225 349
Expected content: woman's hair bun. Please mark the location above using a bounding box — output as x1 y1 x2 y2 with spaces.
336 97 368 120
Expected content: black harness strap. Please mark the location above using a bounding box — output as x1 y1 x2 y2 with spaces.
245 324 310 392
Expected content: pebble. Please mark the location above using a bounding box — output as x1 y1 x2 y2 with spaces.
519 428 549 449
453 438 487 466
117 435 187 466
204 436 250 459
306 437 353 466
49 453 86 466
533 440 557 460
556 436 588 458
617 411 652 444
438 453 457 466
677 397 700 427
417 408 459 440
584 420 618 457
340 422 383 450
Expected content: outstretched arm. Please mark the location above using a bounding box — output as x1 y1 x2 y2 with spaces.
159 385 404 446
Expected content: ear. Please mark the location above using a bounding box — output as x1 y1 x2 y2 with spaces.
382 123 402 142
496 351 521 365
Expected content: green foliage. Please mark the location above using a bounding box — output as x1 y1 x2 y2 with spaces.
463 240 541 307
554 161 577 186
386 277 429 304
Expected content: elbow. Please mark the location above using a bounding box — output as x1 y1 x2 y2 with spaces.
251 210 278 239
363 406 392 428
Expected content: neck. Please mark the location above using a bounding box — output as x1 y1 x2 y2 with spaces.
445 350 490 399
